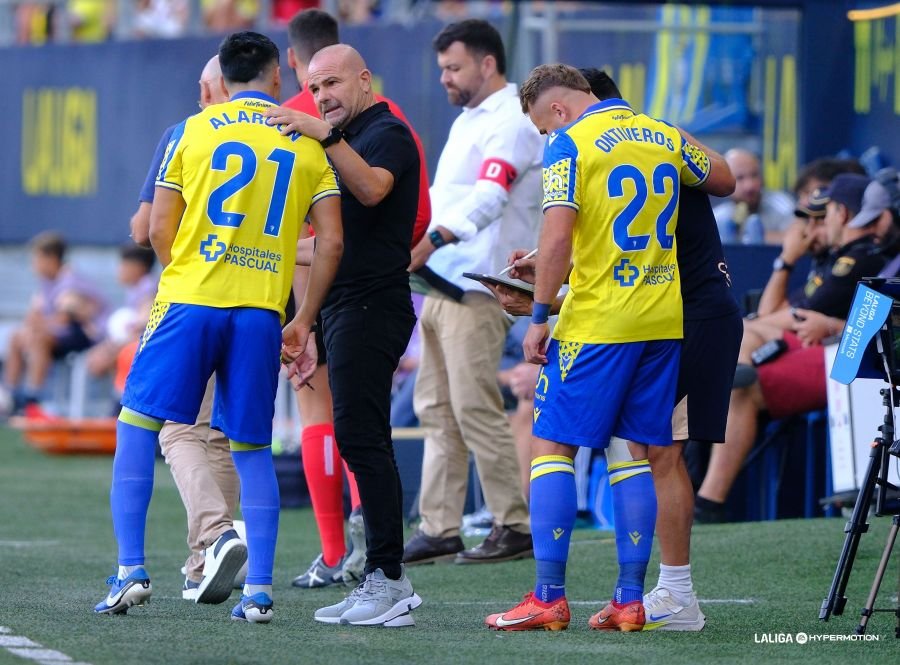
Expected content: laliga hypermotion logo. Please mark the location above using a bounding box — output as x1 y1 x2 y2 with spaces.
613 258 639 287
200 234 227 262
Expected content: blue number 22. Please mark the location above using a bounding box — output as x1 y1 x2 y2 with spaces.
609 163 679 252
206 141 295 237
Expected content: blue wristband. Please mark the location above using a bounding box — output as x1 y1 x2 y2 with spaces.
532 302 551 324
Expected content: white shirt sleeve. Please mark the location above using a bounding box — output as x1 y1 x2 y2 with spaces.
438 117 542 242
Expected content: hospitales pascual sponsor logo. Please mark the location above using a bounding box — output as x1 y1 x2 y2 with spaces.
199 234 282 273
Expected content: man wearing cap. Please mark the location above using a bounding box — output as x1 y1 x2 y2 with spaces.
695 173 892 522
751 188 832 319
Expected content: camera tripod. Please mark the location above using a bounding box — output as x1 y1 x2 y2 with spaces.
820 385 900 637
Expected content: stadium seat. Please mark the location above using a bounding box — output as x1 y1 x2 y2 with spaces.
48 351 113 418
741 410 829 521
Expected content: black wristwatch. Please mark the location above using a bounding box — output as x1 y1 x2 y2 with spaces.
320 127 344 148
772 257 794 273
429 229 447 249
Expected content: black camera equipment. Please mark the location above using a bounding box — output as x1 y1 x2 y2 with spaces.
820 278 900 637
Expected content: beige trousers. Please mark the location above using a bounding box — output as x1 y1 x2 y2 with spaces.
413 292 530 537
158 377 238 582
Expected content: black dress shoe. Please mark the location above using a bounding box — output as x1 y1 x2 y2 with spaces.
455 525 533 564
402 529 464 565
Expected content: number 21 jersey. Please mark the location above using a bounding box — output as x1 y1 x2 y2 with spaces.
155 91 339 317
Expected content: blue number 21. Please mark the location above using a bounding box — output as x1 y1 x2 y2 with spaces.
206 141 295 237
609 163 679 252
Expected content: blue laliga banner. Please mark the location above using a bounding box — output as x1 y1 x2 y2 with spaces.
831 284 892 385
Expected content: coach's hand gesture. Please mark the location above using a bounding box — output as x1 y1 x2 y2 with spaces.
281 319 311 363
265 106 331 141
283 329 319 390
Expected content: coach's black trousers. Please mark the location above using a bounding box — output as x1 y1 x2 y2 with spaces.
323 290 415 581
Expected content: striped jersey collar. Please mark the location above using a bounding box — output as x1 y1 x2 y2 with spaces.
230 91 279 105
580 97 633 119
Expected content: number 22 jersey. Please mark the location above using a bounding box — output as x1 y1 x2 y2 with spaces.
155 91 339 318
542 98 711 344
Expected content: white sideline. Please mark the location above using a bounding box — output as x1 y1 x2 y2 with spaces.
0 626 92 665
0 541 60 549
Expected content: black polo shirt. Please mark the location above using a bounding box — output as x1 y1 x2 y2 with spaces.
676 186 740 321
323 102 419 314
792 234 887 319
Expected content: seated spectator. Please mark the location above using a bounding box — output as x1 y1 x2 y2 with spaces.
132 0 188 39
2 232 108 417
86 244 157 386
715 148 794 245
793 157 866 211
338 0 377 23
695 174 893 522
202 0 259 31
272 0 319 24
755 158 867 318
66 0 115 42
15 3 54 44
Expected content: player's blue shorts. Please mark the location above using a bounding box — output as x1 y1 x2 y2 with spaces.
121 302 282 445
532 338 681 449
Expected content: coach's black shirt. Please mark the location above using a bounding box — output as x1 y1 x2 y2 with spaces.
323 102 419 314
676 186 740 321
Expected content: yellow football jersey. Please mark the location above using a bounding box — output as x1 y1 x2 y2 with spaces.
542 99 711 344
155 91 339 319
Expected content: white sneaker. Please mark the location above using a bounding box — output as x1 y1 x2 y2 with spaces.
196 529 247 605
338 567 422 627
182 577 200 601
341 510 366 585
232 520 248 589
642 587 706 631
314 585 365 624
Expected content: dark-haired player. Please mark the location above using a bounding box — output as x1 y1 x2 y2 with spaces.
93 31 343 624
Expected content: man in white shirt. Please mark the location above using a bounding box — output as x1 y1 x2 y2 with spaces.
406 19 543 565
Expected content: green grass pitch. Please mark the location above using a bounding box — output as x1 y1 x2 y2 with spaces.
0 425 897 664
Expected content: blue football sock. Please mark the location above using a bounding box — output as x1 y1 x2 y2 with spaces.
231 442 280 586
609 458 656 604
530 455 577 603
112 408 163 566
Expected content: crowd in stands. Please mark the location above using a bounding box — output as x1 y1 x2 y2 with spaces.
0 234 158 417
13 1 361 43
10 0 511 44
